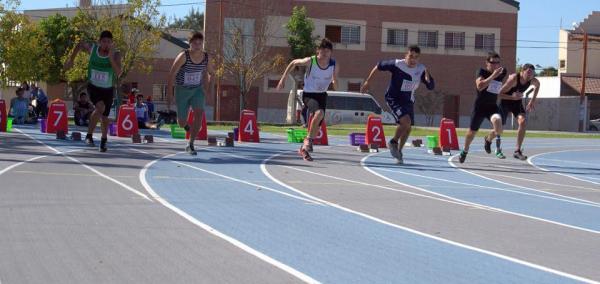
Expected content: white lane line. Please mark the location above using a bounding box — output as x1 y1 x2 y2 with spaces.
261 151 599 284
361 153 599 234
528 149 600 186
16 129 153 202
533 157 600 168
137 151 320 284
375 167 600 208
479 172 600 192
0 149 80 176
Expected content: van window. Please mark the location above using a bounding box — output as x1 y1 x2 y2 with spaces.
326 95 382 114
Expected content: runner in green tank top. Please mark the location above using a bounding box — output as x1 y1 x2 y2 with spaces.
65 30 122 152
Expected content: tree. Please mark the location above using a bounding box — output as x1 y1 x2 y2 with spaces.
284 6 317 124
168 7 203 30
414 90 445 126
38 14 77 84
64 0 166 103
216 1 285 115
0 1 46 86
539 66 558 76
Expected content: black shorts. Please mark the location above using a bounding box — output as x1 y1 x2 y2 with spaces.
470 103 501 131
302 92 327 114
88 84 114 117
386 96 414 125
500 100 525 125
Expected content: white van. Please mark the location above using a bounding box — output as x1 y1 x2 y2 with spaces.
297 90 395 124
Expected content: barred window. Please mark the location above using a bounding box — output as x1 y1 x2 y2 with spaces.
387 29 408 46
445 31 465 50
418 31 438 48
475 33 495 51
341 26 361 44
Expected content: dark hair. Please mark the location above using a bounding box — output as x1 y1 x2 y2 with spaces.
16 87 24 94
99 30 113 40
487 51 500 62
189 31 204 43
318 38 333 50
136 94 144 99
522 63 535 71
408 45 421 54
79 92 87 98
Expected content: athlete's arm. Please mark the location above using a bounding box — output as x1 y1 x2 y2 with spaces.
331 63 340 91
166 51 187 110
64 41 92 70
526 78 541 111
476 67 504 91
498 74 518 101
360 65 379 93
109 46 122 78
421 68 435 90
276 57 311 90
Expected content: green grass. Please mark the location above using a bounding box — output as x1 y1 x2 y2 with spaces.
206 123 600 139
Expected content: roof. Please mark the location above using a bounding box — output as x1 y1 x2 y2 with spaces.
562 74 600 95
498 0 519 10
161 32 189 49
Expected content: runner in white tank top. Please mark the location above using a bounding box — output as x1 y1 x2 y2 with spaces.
277 38 339 161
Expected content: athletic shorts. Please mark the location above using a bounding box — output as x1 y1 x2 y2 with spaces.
88 83 114 117
469 103 502 131
386 96 414 125
500 100 525 125
175 85 205 121
302 92 327 114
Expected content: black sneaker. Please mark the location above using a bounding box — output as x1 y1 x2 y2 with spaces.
395 151 404 164
85 134 95 146
484 137 492 154
186 144 197 156
183 124 190 132
459 150 468 163
513 150 527 160
388 139 400 160
99 138 107 152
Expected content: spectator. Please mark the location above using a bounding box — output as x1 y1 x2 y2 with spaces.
128 88 138 105
146 95 155 120
30 84 48 118
134 94 149 129
20 82 31 100
10 87 33 124
73 92 95 126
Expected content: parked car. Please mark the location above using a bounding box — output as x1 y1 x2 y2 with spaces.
589 118 600 131
296 90 395 124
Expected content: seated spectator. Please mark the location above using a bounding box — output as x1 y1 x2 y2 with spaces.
134 94 149 129
146 96 155 120
73 92 94 126
10 87 33 124
31 84 48 118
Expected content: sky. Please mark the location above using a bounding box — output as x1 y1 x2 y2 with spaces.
14 0 600 69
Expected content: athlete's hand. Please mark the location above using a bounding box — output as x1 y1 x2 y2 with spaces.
526 101 535 112
424 69 431 83
360 81 370 93
491 67 504 79
513 91 523 100
276 79 285 91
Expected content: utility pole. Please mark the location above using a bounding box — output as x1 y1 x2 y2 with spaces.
215 0 223 121
578 30 588 132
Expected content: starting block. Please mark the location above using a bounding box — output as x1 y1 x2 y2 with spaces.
432 147 443 155
132 133 142 144
56 130 67 140
369 143 379 153
225 137 234 147
207 136 217 146
71 131 82 141
357 144 369 153
227 132 235 139
442 146 451 153
143 135 154 143
412 139 423 147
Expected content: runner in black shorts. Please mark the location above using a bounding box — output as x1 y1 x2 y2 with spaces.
65 30 122 152
276 38 339 161
498 63 540 160
459 52 506 163
361 45 434 164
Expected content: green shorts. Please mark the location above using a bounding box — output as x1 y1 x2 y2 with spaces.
175 85 205 120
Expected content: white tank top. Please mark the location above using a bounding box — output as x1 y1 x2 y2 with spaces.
303 55 335 93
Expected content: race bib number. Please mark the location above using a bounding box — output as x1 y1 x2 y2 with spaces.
401 80 418 92
91 69 109 85
184 72 202 85
487 80 502 94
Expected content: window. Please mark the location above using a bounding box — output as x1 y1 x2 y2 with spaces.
387 29 408 46
348 82 362 92
325 25 342 43
475 33 495 51
152 84 166 101
418 31 438 48
341 26 361 44
267 79 279 89
445 32 465 50
559 60 566 69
